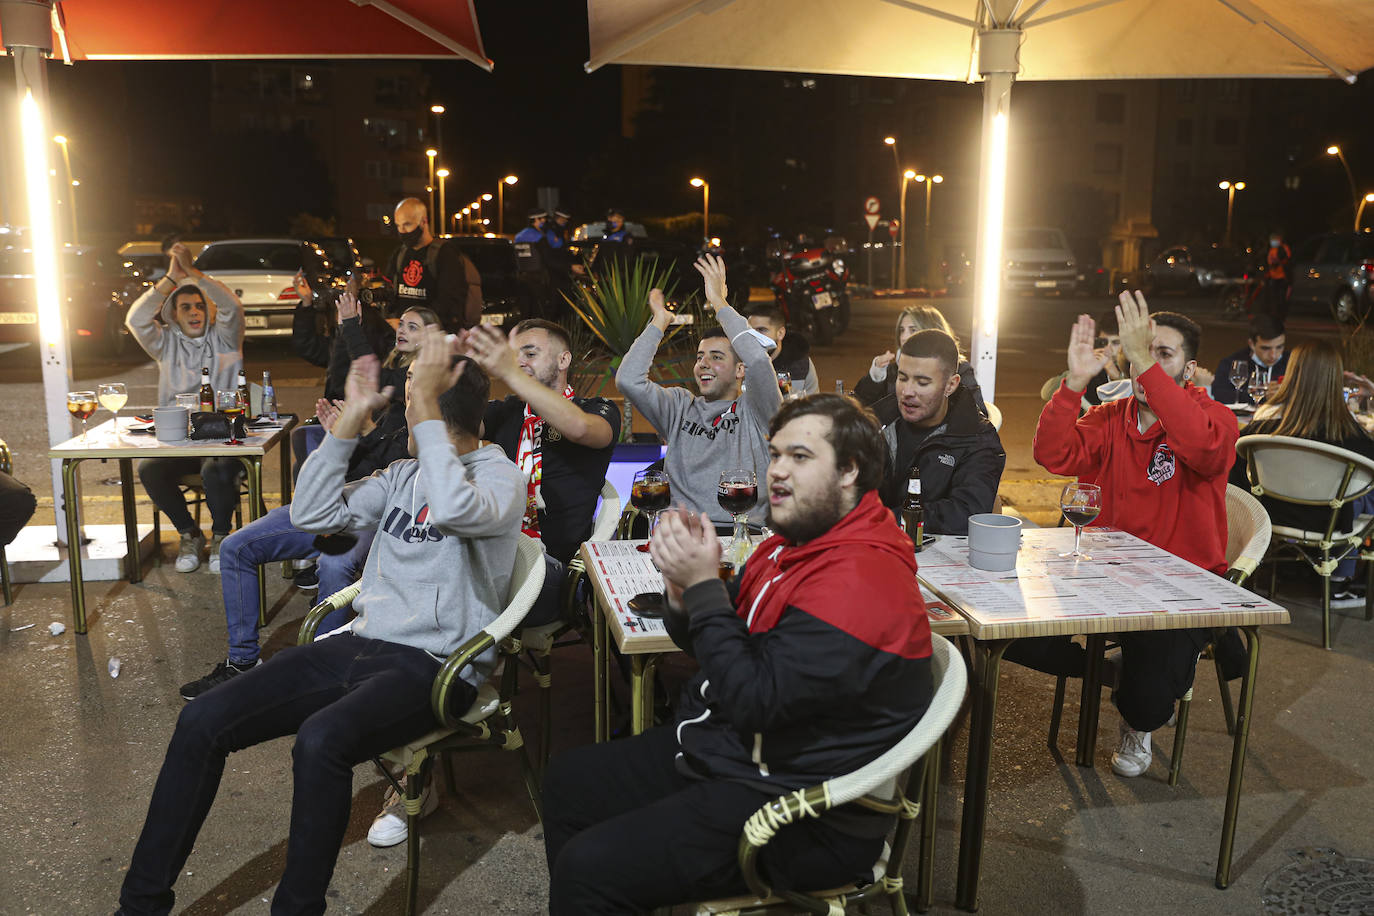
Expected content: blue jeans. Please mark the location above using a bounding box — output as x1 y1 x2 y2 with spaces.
220 506 374 664
118 634 444 916
291 423 327 483
139 455 242 536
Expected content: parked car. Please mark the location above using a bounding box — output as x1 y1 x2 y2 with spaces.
1288 231 1374 323
116 240 212 283
194 237 364 338
0 245 144 355
442 235 529 328
1003 227 1077 293
1141 245 1254 295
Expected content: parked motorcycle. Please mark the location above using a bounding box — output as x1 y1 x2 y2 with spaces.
768 245 851 345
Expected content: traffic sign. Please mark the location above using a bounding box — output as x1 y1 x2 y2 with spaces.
888 218 899 237
863 196 880 215
864 213 880 231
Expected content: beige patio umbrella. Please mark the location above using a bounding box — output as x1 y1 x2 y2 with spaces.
585 0 1374 400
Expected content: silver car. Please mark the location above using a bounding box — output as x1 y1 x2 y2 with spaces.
194 238 363 338
1289 231 1374 323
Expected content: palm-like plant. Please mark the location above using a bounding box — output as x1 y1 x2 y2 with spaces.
563 253 684 370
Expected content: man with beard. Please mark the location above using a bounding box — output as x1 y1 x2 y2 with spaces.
1023 292 1238 779
876 329 1004 534
617 254 782 529
541 393 934 914
389 197 484 330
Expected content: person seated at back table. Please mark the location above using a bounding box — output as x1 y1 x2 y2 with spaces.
875 329 1005 534
1025 293 1238 779
356 318 622 850
855 303 985 420
1231 340 1374 605
125 242 245 574
744 303 819 396
1040 309 1133 407
115 331 523 916
177 303 442 701
616 254 782 532
541 393 934 914
1211 313 1288 406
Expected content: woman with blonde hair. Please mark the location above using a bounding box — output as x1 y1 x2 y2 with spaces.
1230 339 1374 602
854 304 985 413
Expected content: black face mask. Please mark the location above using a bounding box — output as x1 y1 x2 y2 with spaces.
399 226 424 248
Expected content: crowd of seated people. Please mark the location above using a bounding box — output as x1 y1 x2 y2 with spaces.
13 226 1339 913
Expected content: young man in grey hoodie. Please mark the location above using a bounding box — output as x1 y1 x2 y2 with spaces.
616 254 782 529
115 330 525 916
125 242 246 572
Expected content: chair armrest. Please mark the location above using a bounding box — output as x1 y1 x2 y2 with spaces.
297 583 362 644
431 629 497 728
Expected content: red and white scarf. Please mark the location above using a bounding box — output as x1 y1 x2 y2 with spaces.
516 385 575 539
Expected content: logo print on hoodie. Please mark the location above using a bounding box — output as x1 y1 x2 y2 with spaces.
1146 443 1176 486
382 503 444 543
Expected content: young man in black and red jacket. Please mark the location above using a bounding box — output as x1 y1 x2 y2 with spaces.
541 393 934 914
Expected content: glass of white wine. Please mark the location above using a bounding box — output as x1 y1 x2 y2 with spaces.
97 382 128 433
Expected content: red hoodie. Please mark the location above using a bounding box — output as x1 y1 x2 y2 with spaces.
735 490 931 658
1033 364 1238 575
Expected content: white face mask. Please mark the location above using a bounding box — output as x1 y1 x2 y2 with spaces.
1270 239 1281 248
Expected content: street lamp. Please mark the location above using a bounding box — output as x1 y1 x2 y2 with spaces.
1327 144 1361 226
425 148 437 218
1219 180 1246 247
914 173 943 284
430 104 446 168
690 177 710 242
898 170 916 289
52 134 77 244
497 174 518 236
1357 193 1374 231
461 206 471 234
436 167 450 236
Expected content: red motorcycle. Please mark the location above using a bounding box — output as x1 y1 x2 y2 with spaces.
768 245 851 346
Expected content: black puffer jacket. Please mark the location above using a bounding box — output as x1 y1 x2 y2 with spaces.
856 359 986 419
876 385 1006 534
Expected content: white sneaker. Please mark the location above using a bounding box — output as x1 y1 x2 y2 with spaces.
175 532 206 573
207 533 228 574
1111 719 1153 778
367 774 437 847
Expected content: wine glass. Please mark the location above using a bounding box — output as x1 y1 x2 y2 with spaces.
217 389 245 445
97 382 128 433
1228 362 1249 402
630 469 671 553
67 390 97 442
717 468 758 565
1058 482 1102 560
1247 373 1268 405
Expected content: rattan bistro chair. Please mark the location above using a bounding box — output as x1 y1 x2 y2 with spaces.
682 634 967 916
1046 485 1271 785
518 479 620 767
1236 434 1374 649
297 533 546 916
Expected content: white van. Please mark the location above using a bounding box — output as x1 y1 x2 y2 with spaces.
1003 227 1077 293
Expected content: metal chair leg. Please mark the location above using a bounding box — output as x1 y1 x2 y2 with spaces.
1168 687 1192 787
915 739 941 913
403 754 434 916
1365 556 1374 622
1214 652 1235 736
1 546 11 606
1048 675 1066 748
1320 569 1332 650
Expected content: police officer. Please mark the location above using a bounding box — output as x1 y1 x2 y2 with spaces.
515 208 550 244
513 208 558 319
604 207 632 243
389 197 484 331
548 210 572 249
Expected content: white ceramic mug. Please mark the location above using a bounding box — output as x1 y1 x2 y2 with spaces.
967 513 1022 572
153 406 189 442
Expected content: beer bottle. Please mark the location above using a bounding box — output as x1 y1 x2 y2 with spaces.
198 367 214 413
236 369 249 413
900 464 925 552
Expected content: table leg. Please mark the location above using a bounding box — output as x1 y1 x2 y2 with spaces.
956 638 1012 911
279 426 292 506
61 458 87 634
1076 634 1106 768
239 457 267 626
630 654 660 735
1215 625 1261 889
119 457 142 584
593 595 609 743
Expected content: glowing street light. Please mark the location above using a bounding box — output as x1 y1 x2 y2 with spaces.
461 206 471 233
430 104 446 171
898 170 916 289
436 167 450 235
425 148 437 218
1328 145 1362 228
690 177 710 242
1356 192 1374 231
52 134 77 244
1218 180 1246 247
497 174 518 236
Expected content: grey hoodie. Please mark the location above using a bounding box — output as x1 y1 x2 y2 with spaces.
616 305 782 526
125 276 245 407
291 422 524 686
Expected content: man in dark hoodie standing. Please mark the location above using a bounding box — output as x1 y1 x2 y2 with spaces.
390 197 484 331
745 304 819 395
877 329 1005 534
125 242 245 573
542 393 934 913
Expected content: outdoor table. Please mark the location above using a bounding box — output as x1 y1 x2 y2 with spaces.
579 538 970 742
913 526 1289 910
48 414 297 633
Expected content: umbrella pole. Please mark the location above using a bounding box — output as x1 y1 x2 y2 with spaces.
970 29 1019 404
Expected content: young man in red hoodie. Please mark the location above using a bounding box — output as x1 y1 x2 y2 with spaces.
1027 291 1237 778
541 394 934 914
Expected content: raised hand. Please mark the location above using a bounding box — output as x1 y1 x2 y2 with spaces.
336 288 360 323
873 351 896 370
648 288 673 331
342 354 393 418
649 507 722 599
293 270 311 303
408 327 466 403
1065 314 1109 392
1115 290 1155 374
465 324 518 379
693 253 729 311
